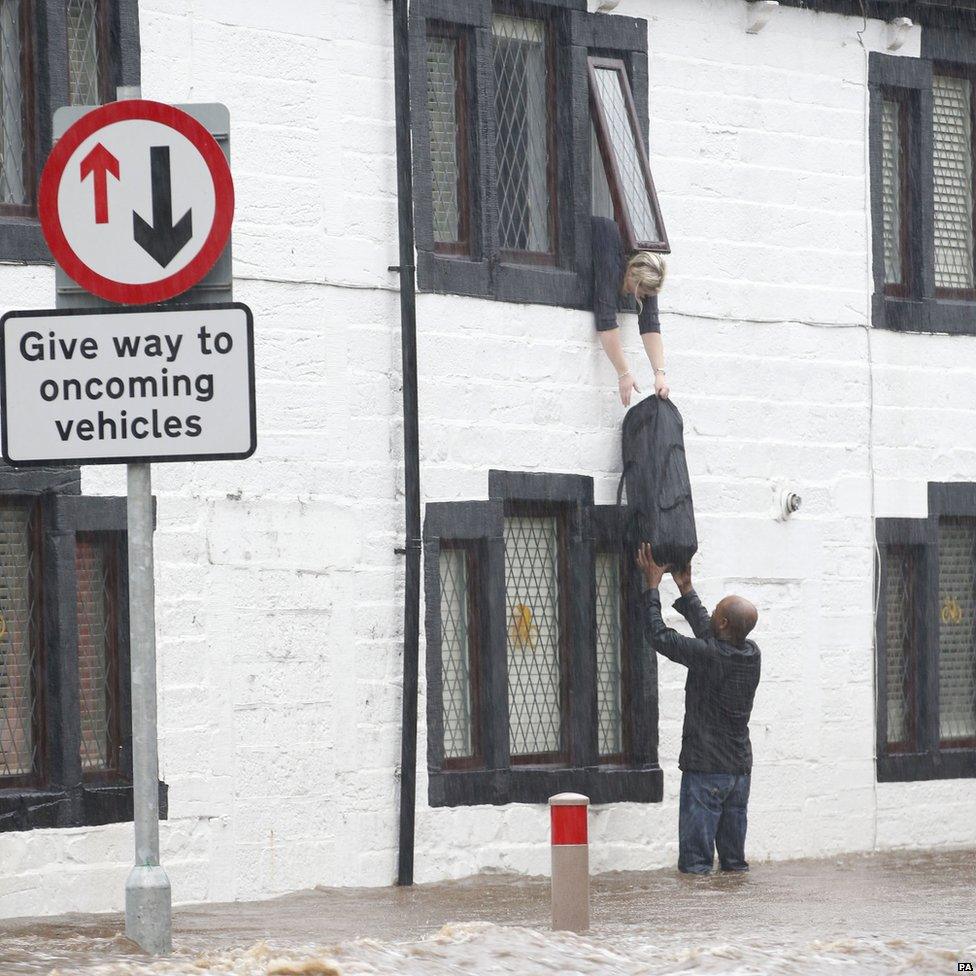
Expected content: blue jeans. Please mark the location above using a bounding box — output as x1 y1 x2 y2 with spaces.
678 771 751 874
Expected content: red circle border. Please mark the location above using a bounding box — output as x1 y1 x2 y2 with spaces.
39 100 234 305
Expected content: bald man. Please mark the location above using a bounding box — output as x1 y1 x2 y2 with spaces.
636 543 761 875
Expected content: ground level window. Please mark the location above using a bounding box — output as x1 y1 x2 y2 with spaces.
877 486 976 781
0 501 42 784
424 471 662 807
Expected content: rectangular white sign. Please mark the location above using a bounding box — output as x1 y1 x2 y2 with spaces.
0 303 256 466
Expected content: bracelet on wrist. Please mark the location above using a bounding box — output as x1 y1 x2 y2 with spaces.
654 367 666 375
617 369 631 379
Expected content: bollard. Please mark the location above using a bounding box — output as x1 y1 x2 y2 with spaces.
550 792 589 932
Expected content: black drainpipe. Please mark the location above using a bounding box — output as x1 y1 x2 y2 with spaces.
391 0 421 888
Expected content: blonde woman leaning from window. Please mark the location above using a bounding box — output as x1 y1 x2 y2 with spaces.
592 216 668 406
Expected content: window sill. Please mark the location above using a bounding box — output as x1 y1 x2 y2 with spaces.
877 751 976 782
417 250 585 310
0 781 168 833
0 217 51 264
429 765 662 807
873 294 976 336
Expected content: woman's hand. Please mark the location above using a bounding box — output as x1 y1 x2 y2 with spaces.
618 371 639 406
655 371 670 399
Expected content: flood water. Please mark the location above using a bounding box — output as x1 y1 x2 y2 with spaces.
1 848 973 975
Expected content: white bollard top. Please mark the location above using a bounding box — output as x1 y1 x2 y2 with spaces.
549 792 590 806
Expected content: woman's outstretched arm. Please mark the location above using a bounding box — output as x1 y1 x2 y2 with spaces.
598 328 639 406
641 331 669 399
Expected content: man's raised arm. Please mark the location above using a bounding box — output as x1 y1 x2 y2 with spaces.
636 544 715 669
671 564 711 639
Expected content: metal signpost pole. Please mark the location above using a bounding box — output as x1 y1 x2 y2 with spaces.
31 85 238 957
114 84 172 956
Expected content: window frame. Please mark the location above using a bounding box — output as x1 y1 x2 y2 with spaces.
587 55 668 254
0 466 166 832
424 470 663 807
876 482 976 782
409 0 660 311
870 36 976 335
0 0 141 263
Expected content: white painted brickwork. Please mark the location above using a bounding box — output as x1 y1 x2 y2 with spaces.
1 0 974 918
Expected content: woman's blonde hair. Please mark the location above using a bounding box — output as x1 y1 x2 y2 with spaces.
626 251 667 308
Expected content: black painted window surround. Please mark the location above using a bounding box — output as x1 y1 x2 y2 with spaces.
0 0 140 264
0 465 167 832
409 0 654 311
869 30 976 336
424 470 662 807
876 483 976 782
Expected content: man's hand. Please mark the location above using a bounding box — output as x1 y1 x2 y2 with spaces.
636 542 666 590
672 562 693 596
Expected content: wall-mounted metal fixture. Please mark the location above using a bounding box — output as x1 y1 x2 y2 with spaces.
746 0 778 34
886 16 913 52
773 487 802 521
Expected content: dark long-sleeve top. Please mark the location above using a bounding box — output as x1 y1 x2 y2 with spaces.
643 587 761 774
592 216 660 336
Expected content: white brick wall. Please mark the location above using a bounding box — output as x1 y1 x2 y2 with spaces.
2 0 974 918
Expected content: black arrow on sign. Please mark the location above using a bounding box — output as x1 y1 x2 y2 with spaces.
132 146 193 267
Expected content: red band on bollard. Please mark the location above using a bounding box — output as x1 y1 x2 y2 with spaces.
551 804 588 846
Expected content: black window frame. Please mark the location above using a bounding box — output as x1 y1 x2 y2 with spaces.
869 32 976 335
0 463 166 832
409 0 656 311
0 0 141 263
876 482 976 782
424 470 662 807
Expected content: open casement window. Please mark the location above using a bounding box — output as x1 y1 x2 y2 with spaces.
588 56 668 253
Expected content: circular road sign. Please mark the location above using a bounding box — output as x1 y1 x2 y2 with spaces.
39 100 234 305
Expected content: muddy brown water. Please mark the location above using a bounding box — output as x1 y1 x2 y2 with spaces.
1 849 973 975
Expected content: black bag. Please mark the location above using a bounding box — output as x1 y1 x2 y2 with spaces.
616 395 698 569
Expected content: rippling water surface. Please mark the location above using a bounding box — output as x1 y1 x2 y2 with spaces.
2 849 972 975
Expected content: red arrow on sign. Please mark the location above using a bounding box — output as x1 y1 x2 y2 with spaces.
79 142 120 224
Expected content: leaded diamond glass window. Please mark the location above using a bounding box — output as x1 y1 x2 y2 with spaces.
938 518 976 744
0 502 41 781
67 0 103 106
589 57 667 252
77 532 120 771
493 13 553 255
883 546 917 749
933 75 975 293
426 33 468 251
0 0 28 207
439 546 475 760
881 97 904 288
505 512 563 758
595 551 623 758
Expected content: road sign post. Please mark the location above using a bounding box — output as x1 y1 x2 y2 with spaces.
9 83 243 956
